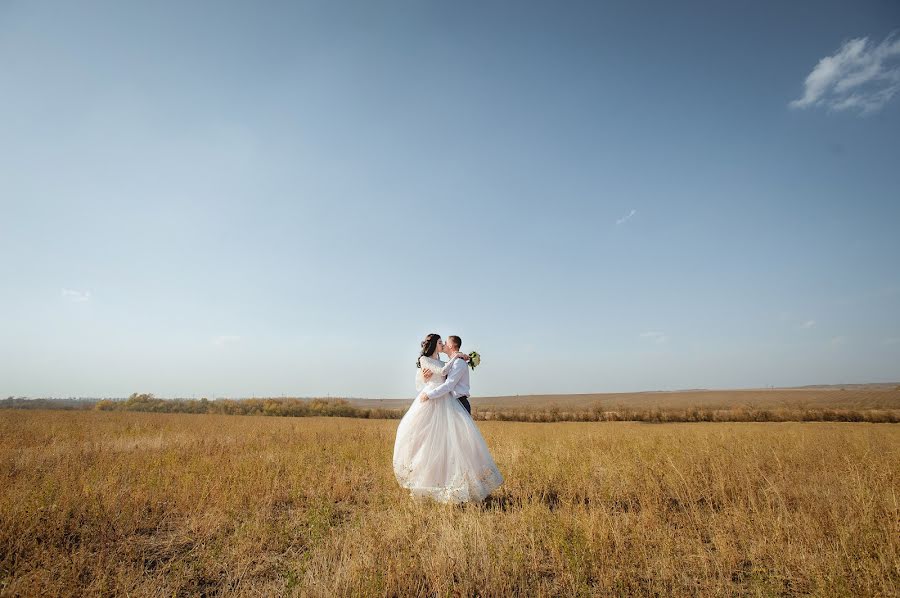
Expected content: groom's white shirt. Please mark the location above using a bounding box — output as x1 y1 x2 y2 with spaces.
425 356 470 401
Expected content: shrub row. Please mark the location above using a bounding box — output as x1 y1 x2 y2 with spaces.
3 395 898 423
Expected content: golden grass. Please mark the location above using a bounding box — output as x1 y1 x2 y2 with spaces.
1 410 898 596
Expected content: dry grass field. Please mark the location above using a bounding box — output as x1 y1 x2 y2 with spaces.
1 410 898 596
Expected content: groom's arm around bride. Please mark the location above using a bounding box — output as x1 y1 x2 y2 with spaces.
417 357 467 402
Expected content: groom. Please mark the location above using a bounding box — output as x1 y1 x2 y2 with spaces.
418 335 471 415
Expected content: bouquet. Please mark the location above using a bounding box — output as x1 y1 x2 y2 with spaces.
467 350 481 370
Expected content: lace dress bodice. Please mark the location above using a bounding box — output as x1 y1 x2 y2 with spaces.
415 356 447 392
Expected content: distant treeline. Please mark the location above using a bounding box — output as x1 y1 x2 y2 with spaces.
478 406 900 423
1 397 98 410
93 394 404 419
2 394 899 423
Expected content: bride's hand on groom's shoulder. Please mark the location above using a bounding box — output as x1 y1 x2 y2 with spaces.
456 353 470 362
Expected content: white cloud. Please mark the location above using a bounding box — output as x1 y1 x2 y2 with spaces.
801 320 816 329
829 336 847 348
639 331 668 344
61 288 91 302
212 335 241 346
616 209 637 225
790 32 900 115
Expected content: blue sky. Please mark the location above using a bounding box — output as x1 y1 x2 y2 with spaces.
1 0 899 399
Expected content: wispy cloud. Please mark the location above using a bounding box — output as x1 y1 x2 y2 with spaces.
616 209 637 226
829 336 847 348
790 32 900 115
639 331 668 344
801 320 816 329
61 288 91 302
212 335 241 346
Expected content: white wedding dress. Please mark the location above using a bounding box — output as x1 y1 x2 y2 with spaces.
393 355 504 503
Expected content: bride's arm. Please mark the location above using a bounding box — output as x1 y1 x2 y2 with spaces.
440 354 469 376
422 364 447 382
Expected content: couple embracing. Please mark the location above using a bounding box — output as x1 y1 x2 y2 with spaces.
392 333 504 504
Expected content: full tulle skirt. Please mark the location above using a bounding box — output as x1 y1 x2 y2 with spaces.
393 391 504 503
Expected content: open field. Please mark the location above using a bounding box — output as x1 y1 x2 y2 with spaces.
1 410 898 596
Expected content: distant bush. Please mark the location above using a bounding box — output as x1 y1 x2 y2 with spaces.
4 394 898 423
0 397 96 410
84 393 405 420
474 405 899 424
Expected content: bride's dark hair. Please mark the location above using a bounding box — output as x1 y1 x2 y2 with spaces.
417 333 441 368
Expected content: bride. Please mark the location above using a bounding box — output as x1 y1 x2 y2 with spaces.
393 333 504 503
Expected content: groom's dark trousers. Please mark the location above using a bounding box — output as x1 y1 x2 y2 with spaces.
457 395 471 416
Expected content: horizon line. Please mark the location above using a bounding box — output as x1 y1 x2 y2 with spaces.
5 381 900 401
